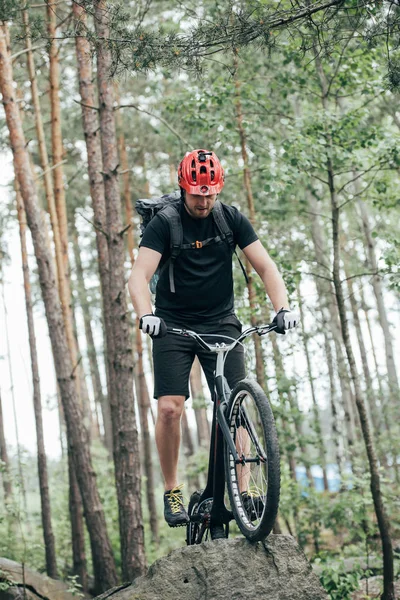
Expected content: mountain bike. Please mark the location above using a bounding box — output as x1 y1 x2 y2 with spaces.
167 323 280 544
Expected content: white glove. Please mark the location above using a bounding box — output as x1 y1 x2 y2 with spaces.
139 314 167 338
272 308 300 334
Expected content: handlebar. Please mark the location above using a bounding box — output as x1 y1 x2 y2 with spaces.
167 323 277 353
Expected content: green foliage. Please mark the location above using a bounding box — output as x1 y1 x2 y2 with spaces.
317 560 367 600
66 575 85 598
385 51 400 92
0 568 14 592
0 0 19 20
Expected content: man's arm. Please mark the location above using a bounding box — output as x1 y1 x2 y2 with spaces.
128 247 162 318
242 240 289 312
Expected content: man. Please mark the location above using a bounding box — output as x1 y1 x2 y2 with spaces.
129 148 298 533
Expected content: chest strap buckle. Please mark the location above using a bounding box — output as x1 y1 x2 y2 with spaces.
194 240 203 249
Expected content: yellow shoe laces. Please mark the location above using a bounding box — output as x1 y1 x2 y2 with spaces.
166 483 186 514
245 485 264 499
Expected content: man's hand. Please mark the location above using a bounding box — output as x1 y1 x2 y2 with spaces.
272 308 299 335
139 314 168 338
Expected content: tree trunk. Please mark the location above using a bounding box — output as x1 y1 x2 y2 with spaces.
233 54 266 389
134 323 159 546
24 7 89 577
308 192 358 449
359 285 392 434
71 295 95 441
297 285 329 491
314 48 395 595
1 274 28 516
272 333 314 487
181 409 201 490
189 358 210 448
71 218 108 444
322 328 344 476
343 259 378 431
0 25 118 593
93 0 146 579
16 184 58 578
72 0 114 456
115 93 159 545
328 163 395 600
68 455 88 590
0 389 12 502
356 198 400 411
46 1 69 274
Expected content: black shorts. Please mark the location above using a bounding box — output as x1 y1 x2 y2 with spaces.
152 314 245 400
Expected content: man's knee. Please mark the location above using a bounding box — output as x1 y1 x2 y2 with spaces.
157 396 185 424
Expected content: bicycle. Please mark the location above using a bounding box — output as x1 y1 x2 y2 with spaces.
167 322 280 544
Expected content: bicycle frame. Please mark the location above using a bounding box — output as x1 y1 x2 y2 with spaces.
168 322 276 532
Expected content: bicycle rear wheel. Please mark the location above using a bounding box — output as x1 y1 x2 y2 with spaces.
224 378 280 542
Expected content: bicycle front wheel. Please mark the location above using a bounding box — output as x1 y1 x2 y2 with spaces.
224 378 280 542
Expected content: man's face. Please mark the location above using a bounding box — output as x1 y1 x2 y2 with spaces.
183 192 217 219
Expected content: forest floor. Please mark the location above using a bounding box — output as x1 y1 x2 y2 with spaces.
351 576 400 599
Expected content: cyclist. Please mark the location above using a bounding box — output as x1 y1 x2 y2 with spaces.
128 149 299 532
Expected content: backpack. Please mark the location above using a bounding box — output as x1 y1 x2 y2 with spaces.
135 191 248 294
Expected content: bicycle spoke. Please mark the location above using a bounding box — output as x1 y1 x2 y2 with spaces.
225 379 280 541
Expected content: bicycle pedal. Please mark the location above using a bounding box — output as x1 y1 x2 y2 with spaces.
190 514 203 523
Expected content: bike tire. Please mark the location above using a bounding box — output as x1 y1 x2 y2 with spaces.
224 378 280 542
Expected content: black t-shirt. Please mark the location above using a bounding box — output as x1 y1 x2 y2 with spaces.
139 201 258 325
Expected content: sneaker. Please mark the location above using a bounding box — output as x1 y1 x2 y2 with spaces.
164 484 190 527
241 490 265 521
210 524 226 540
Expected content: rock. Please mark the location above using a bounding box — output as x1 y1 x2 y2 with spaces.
0 558 77 600
97 535 328 600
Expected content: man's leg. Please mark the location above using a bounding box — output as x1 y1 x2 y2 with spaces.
156 394 185 491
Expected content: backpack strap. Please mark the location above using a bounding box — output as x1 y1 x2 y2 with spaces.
212 201 249 285
157 203 183 293
211 200 234 247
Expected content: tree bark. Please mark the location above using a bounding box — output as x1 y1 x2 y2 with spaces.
71 219 107 443
322 328 344 476
72 0 113 455
233 53 266 389
181 409 201 490
16 184 58 578
313 53 395 597
0 389 12 502
343 259 378 431
359 285 392 434
46 1 69 274
93 0 146 579
356 198 400 411
0 24 118 593
189 358 210 448
308 192 358 448
1 273 29 516
297 285 329 491
133 322 159 546
328 162 395 600
115 92 159 545
23 7 89 578
314 48 395 595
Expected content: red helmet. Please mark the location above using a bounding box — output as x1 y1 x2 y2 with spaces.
178 149 224 195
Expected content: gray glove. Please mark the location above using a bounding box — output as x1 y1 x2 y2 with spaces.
139 314 167 338
272 308 299 335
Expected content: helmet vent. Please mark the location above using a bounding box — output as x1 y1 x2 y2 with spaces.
191 159 196 168
210 160 214 167
191 170 197 181
200 166 207 174
210 170 215 181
